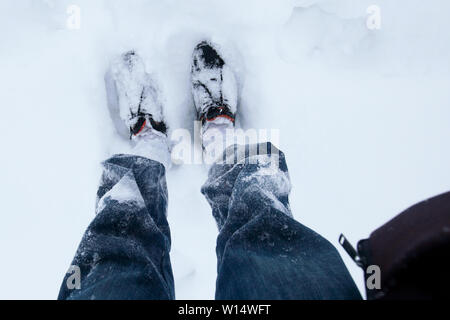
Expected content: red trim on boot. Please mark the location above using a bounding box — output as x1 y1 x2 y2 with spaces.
206 115 235 122
133 119 147 136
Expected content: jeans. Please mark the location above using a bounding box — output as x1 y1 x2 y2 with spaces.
58 143 361 300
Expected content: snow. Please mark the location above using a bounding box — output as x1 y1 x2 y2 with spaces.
1 0 450 299
243 155 292 197
96 172 146 214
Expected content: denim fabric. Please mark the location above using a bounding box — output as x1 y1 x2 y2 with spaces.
201 142 361 300
58 154 174 300
59 144 361 300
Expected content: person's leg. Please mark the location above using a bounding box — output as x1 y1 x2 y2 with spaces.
202 142 361 300
58 153 174 300
191 41 360 299
58 51 174 300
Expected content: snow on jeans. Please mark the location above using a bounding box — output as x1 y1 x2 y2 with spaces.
58 142 361 300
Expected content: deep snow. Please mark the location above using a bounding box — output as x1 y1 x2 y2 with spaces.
1 0 450 299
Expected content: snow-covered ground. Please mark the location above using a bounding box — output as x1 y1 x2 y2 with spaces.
1 0 450 299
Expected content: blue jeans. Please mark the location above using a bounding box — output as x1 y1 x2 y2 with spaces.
58 143 361 300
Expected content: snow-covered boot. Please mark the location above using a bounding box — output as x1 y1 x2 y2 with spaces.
191 41 238 160
107 50 167 139
106 51 170 168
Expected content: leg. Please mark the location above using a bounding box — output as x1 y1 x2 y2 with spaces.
190 41 360 299
58 154 174 300
59 51 173 300
202 143 361 300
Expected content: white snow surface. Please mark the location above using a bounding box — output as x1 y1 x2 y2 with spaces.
1 0 450 299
